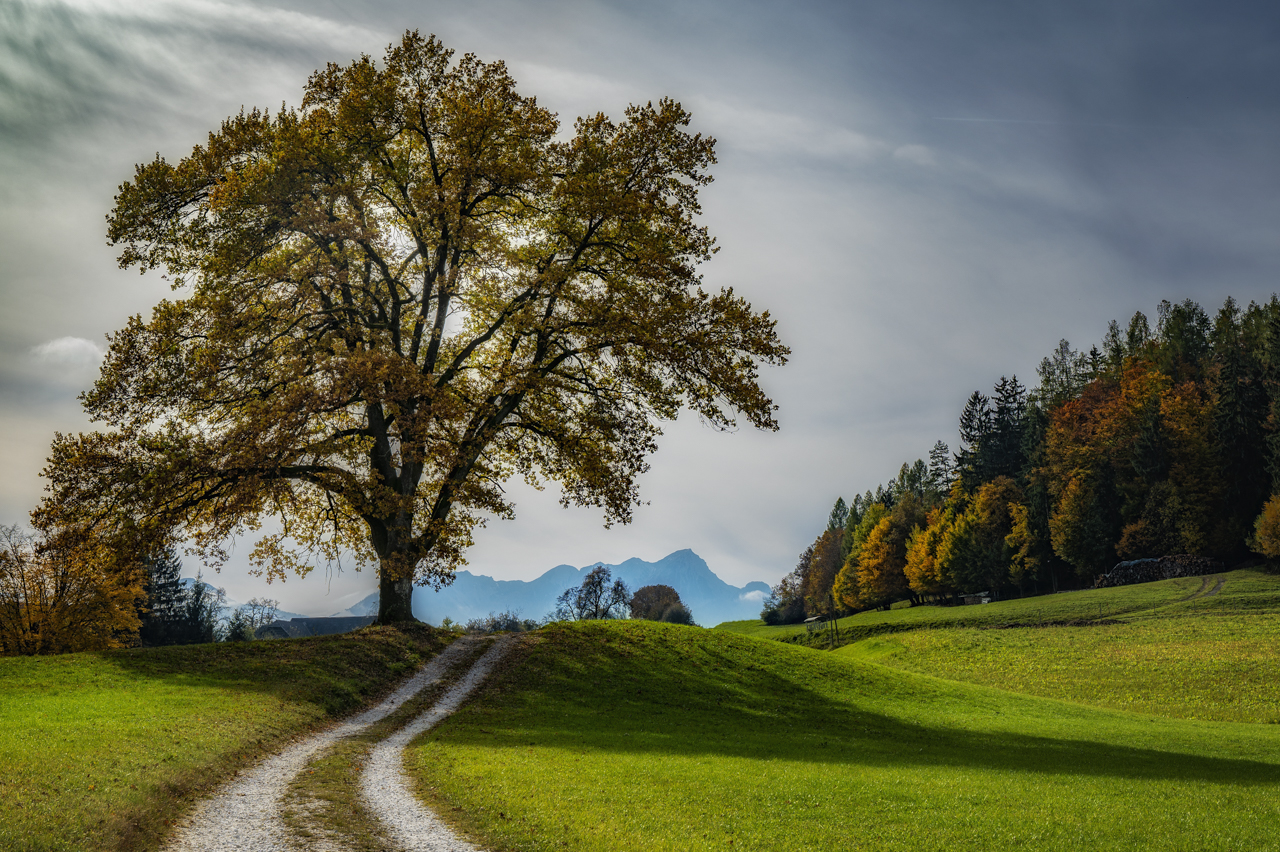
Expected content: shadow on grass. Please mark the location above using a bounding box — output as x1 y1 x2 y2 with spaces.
449 622 1280 788
92 623 450 716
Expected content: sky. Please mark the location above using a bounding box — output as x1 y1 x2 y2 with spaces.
3 0 1280 616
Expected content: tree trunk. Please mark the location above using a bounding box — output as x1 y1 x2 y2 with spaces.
377 571 416 624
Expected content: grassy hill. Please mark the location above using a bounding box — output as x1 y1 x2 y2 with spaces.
0 625 451 852
6 569 1279 851
835 569 1280 722
715 571 1229 644
406 614 1280 852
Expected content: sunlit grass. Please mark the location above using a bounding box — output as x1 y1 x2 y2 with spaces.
836 569 1280 723
0 625 450 852
407 620 1280 852
716 572 1213 643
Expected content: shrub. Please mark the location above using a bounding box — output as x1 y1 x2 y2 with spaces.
659 604 695 626
631 584 698 625
465 610 541 633
1250 495 1280 558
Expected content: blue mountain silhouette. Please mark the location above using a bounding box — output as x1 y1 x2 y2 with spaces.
365 549 769 627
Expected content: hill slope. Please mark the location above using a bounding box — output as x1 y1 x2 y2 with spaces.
0 625 450 852
406 619 1280 852
834 568 1280 722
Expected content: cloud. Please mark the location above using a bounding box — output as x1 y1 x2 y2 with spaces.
692 97 889 163
0 0 381 172
892 144 936 167
29 336 103 368
739 589 768 603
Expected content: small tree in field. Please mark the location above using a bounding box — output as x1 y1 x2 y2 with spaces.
38 32 787 624
630 583 693 623
0 525 143 655
554 565 631 621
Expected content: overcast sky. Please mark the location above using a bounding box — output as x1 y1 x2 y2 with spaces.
3 0 1279 616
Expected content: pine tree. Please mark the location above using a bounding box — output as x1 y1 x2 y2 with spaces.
1102 320 1126 371
139 548 192 647
1127 311 1152 354
991 376 1027 479
928 440 953 493
1210 297 1270 550
827 498 849 533
957 391 993 489
1263 307 1280 495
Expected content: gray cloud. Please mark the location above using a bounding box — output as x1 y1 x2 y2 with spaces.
3 0 1280 613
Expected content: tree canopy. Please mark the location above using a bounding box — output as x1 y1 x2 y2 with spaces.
554 565 631 621
767 295 1280 625
39 32 788 623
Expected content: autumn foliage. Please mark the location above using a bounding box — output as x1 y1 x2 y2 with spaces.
764 296 1280 623
0 525 143 655
38 31 787 626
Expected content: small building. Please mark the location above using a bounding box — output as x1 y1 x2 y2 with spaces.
960 592 991 606
255 615 376 640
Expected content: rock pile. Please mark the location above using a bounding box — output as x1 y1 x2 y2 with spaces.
1094 554 1224 588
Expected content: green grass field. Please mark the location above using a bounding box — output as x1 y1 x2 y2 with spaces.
0 625 450 852
407 617 1280 852
6 568 1279 852
715 571 1216 645
837 570 1280 723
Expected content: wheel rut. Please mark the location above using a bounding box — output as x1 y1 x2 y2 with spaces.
161 634 506 852
359 635 516 851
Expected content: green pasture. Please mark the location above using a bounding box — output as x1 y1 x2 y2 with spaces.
839 569 1280 722
407 619 1280 852
0 625 450 852
715 571 1215 644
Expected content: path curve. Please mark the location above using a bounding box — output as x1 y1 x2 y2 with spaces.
360 635 517 852
163 636 486 852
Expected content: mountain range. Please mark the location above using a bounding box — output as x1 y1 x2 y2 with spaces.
329 549 770 628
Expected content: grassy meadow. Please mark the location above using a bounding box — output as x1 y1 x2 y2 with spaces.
725 567 1280 721
0 625 451 852
5 568 1279 852
406 615 1280 852
716 571 1215 645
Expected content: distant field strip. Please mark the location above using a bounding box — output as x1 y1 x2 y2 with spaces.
716 569 1276 645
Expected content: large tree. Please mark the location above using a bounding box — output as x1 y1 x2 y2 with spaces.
40 33 788 623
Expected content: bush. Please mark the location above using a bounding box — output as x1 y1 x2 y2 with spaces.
760 592 804 625
659 604 695 626
465 610 541 633
1251 495 1280 558
631 584 695 624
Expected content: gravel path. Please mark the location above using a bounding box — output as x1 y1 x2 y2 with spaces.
162 637 486 852
360 635 516 852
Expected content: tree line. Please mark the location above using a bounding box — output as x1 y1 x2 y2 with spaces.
764 296 1280 624
0 527 279 654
